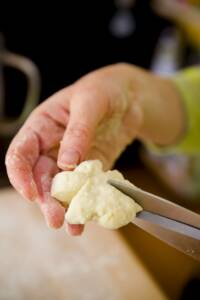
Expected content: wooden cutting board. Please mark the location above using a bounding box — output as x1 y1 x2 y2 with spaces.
0 188 168 300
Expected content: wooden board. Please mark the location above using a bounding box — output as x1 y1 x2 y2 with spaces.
0 188 168 300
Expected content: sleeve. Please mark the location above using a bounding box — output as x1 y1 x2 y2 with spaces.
146 66 200 155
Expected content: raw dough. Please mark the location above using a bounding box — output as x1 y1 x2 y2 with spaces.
51 160 142 229
75 159 103 176
51 171 87 206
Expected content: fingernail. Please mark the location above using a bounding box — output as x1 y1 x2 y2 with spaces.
60 150 79 169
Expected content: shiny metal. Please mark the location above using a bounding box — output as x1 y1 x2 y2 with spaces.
0 34 41 136
108 180 200 229
108 179 200 261
134 211 200 261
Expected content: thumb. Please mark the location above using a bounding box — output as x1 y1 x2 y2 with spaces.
57 93 107 169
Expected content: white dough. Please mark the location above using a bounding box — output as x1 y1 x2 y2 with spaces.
51 171 87 205
51 160 142 229
75 159 103 176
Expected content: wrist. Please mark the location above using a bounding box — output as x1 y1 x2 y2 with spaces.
130 71 185 147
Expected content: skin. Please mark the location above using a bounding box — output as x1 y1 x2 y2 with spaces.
5 63 184 235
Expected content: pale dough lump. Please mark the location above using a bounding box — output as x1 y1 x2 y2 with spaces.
51 160 142 229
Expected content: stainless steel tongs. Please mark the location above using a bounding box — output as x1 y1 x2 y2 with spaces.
109 179 200 261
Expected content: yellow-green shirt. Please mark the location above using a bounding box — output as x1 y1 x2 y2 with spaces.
150 67 200 155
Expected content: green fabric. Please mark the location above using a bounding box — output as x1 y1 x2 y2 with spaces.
147 67 200 155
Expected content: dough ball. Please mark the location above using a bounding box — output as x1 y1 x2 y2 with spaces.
65 164 141 229
65 176 142 229
51 160 142 229
51 171 87 205
104 170 124 181
75 160 103 176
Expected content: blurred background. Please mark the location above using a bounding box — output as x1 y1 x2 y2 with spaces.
0 0 200 197
0 1 200 299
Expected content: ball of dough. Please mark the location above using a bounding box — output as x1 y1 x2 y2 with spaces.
51 160 142 229
65 176 142 229
51 171 87 205
75 159 103 176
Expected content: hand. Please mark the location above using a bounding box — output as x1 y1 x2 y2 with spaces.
5 63 183 235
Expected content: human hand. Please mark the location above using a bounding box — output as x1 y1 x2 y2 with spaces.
6 63 183 235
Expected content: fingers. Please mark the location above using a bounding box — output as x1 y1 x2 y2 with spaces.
33 155 65 228
33 155 83 235
5 109 66 201
5 95 69 201
66 224 84 236
5 127 40 200
57 91 108 169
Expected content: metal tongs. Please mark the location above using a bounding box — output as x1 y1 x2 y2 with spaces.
109 180 200 261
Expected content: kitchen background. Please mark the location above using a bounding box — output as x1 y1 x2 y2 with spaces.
0 1 200 299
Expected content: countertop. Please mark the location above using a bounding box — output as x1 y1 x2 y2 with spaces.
0 162 199 300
